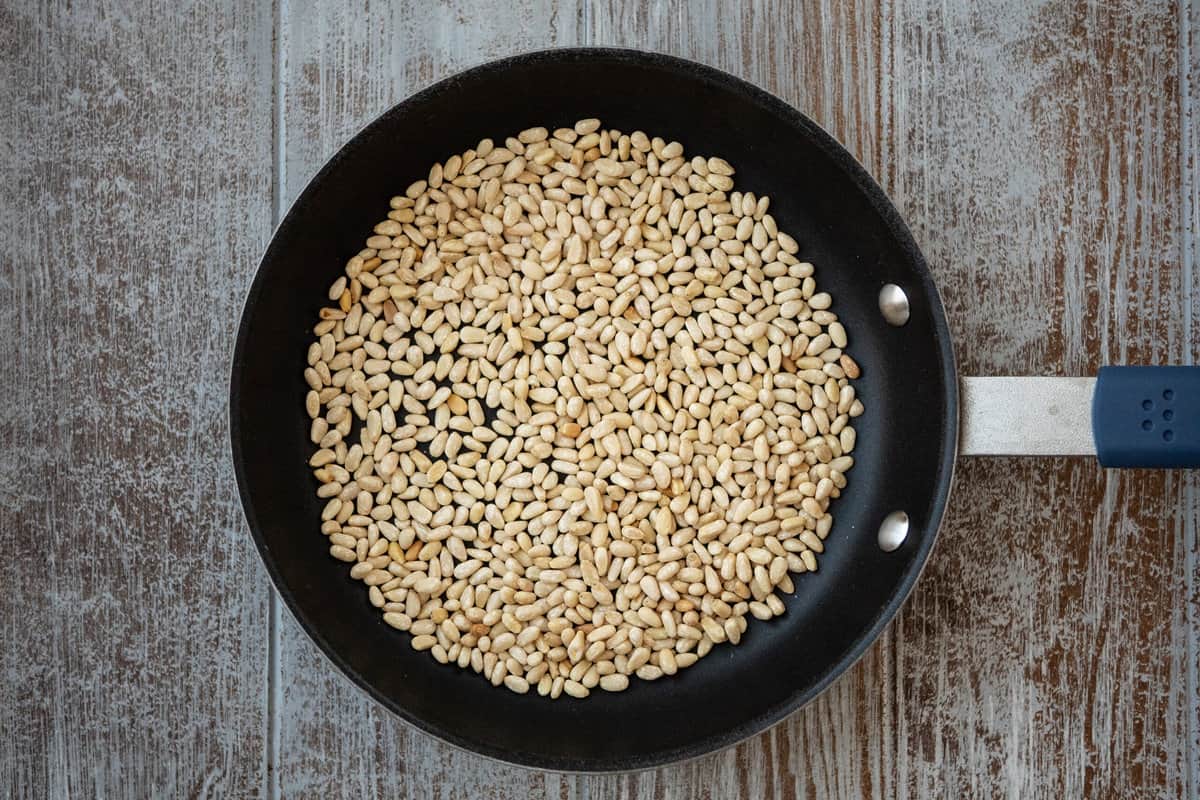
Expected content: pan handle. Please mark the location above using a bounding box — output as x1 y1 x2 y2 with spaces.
1091 366 1199 467
959 368 1200 467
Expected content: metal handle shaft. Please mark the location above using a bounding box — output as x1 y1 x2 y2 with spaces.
959 377 1096 456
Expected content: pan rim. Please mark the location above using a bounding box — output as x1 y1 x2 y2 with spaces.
229 45 960 773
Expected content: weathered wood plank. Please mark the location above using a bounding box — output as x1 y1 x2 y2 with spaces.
2 0 1192 796
0 1 275 797
272 3 587 797
585 0 1197 798
890 3 1192 797
1180 0 1199 795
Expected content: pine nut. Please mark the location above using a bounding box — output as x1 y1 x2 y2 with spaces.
303 118 864 699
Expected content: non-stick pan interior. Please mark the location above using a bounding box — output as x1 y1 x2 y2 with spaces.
231 49 957 771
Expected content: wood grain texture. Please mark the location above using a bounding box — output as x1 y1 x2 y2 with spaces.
4 0 1196 797
887 3 1196 797
1181 0 1199 794
582 1 1198 798
0 0 275 797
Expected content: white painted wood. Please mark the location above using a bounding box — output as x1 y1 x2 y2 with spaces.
879 1 1197 797
592 2 1197 797
3 0 1195 797
1179 2 1198 797
0 1 275 797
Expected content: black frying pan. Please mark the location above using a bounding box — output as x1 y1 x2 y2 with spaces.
231 48 957 771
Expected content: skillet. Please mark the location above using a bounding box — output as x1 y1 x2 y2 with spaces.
230 48 1197 771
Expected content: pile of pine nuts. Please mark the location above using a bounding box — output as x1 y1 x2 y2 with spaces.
304 119 863 699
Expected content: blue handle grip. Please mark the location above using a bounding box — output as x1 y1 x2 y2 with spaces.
1092 366 1200 468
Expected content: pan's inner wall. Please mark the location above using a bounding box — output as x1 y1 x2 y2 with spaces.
232 50 955 771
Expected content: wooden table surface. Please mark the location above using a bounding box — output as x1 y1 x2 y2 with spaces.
3 1 1197 797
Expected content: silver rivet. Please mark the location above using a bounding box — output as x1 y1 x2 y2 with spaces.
878 284 910 326
878 511 910 552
